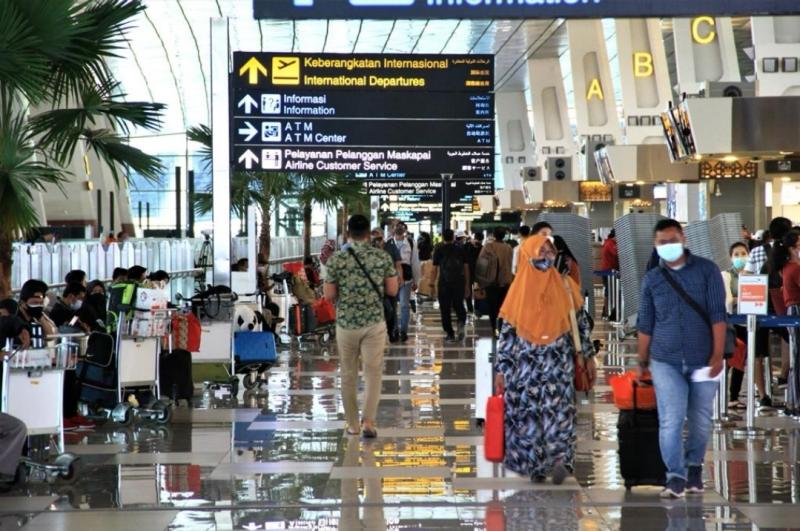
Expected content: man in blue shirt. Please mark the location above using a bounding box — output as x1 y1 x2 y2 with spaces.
637 219 726 499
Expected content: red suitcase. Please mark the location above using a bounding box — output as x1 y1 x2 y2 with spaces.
484 394 505 463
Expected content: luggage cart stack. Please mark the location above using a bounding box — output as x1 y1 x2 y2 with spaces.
2 337 82 483
108 283 173 426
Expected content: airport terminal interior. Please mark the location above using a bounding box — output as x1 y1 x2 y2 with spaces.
4 0 800 529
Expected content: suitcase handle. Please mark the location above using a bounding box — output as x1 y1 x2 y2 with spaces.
632 379 654 411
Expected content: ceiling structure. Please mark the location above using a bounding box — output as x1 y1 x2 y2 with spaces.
110 0 755 156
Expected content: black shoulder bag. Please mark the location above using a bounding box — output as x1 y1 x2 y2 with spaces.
347 247 395 324
659 267 736 357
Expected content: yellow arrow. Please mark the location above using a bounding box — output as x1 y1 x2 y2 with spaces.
239 57 267 85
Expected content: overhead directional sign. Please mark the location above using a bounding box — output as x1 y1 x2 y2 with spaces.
230 52 494 176
372 178 494 221
254 0 800 20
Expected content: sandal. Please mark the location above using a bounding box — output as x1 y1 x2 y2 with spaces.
361 427 378 439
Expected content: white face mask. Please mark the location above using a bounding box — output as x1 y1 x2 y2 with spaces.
70 300 83 311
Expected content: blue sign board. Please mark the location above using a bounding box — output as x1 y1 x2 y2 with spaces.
255 0 800 20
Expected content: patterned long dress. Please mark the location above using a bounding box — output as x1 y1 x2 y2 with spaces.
495 311 595 478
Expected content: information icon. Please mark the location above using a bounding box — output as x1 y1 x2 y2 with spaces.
261 94 281 114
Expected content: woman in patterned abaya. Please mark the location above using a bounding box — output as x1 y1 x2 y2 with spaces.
493 235 596 484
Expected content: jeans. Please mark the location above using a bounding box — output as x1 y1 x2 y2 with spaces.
396 281 412 335
438 282 466 336
650 359 719 482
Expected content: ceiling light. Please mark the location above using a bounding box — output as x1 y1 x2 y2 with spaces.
722 155 738 162
782 177 792 182
635 180 645 185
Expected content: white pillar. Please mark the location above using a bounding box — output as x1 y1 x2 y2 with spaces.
673 17 741 94
566 20 622 140
615 19 673 145
495 91 535 191
751 16 800 96
211 18 231 287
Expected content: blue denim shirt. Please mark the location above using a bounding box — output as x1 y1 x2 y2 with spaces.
637 251 726 367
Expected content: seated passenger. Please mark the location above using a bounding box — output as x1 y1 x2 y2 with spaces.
126 265 147 284
64 269 88 288
78 286 108 333
17 280 56 348
49 283 87 328
112 267 128 283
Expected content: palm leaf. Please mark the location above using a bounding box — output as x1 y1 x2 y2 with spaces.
30 80 164 165
0 100 66 233
0 1 53 101
82 128 164 184
187 124 212 173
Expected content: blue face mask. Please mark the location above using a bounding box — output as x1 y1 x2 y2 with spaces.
732 257 747 270
532 258 553 271
656 242 684 263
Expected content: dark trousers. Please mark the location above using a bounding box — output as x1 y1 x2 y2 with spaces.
486 285 509 333
438 283 466 336
730 367 745 402
465 290 474 314
64 371 80 417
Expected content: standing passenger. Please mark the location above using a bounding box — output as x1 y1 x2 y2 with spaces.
432 229 469 342
476 227 513 338
324 215 399 438
637 219 726 498
493 235 596 483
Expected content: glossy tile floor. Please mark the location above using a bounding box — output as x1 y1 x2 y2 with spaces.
3 301 800 530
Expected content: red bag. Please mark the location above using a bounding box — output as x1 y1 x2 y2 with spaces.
729 338 746 372
484 394 505 463
574 354 595 395
484 501 506 531
171 312 201 352
609 370 657 410
313 298 336 324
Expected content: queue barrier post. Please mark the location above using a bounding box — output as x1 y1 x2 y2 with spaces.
734 314 768 438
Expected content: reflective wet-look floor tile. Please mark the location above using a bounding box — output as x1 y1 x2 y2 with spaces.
3 302 800 529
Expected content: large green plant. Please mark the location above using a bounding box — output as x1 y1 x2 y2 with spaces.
0 0 164 296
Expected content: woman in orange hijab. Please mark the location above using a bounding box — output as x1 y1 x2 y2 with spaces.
494 235 597 484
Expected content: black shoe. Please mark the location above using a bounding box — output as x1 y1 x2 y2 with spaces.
760 396 773 408
776 376 788 387
389 333 399 344
444 335 457 343
530 474 546 484
400 332 409 343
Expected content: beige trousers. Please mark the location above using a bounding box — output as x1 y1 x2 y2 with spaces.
336 321 387 428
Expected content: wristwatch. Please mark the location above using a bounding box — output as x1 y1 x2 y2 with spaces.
638 359 650 369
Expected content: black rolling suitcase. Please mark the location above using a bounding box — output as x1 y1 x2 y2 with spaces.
159 349 194 402
617 408 666 490
288 304 317 336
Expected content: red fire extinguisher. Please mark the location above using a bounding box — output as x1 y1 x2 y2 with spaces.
484 394 505 463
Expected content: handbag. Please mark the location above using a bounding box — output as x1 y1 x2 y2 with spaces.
484 394 505 462
472 283 487 301
562 276 595 394
171 312 201 352
659 268 736 356
347 247 395 324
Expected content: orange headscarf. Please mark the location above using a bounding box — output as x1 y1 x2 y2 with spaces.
499 235 583 346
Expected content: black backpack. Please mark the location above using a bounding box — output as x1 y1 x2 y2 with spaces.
440 246 465 284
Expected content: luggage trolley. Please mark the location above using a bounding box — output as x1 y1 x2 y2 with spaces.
2 336 82 483
108 283 173 426
271 272 335 347
188 290 239 396
234 297 279 391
